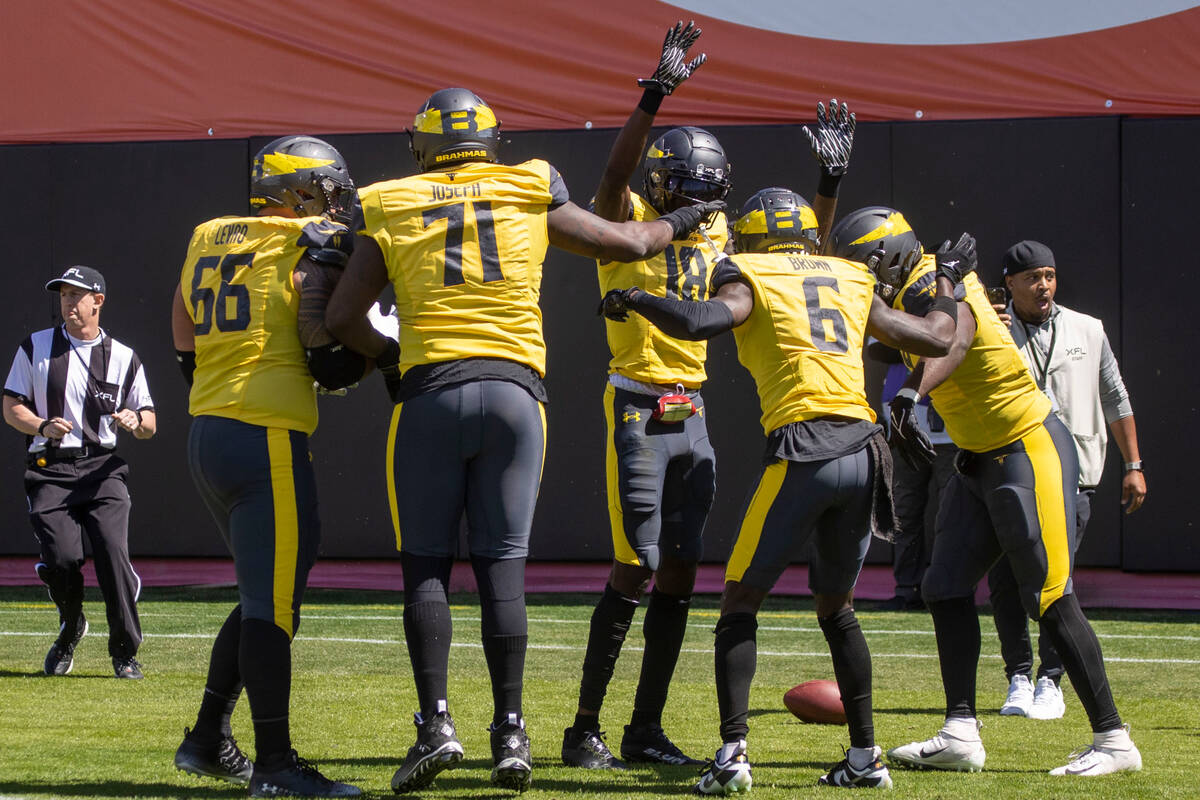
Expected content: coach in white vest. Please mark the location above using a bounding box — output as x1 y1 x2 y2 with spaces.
987 240 1146 721
2 266 157 679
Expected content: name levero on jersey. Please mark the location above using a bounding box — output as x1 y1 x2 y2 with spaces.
430 182 483 202
212 222 248 245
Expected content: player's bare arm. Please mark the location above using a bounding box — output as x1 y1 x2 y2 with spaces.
594 21 706 223
547 200 722 262
905 301 976 397
325 236 392 359
865 276 959 357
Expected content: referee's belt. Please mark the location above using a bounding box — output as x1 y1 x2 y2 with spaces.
28 444 115 466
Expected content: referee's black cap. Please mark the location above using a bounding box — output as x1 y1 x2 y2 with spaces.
46 266 106 295
1001 241 1055 277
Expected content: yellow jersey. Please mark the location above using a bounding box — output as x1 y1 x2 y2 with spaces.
357 159 564 378
182 215 348 434
894 258 1051 452
597 192 729 388
718 252 877 435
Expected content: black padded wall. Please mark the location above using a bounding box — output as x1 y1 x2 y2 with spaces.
0 118 1187 569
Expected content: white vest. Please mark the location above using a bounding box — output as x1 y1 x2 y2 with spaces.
1007 304 1112 487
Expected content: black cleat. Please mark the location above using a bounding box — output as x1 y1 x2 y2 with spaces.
44 613 87 676
490 715 532 792
113 655 144 679
621 723 703 766
250 750 361 797
561 727 627 769
174 726 253 785
391 711 464 793
818 746 893 788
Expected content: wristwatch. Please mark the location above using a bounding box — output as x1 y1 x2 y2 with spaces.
1123 460 1143 472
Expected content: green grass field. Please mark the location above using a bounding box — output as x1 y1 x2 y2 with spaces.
0 586 1196 799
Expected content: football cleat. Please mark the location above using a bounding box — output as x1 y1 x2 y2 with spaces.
818 746 893 789
1028 676 1066 720
391 711 465 793
693 739 752 795
44 613 87 676
1000 674 1034 716
620 723 703 765
174 726 253 785
561 727 627 769
112 655 144 680
490 714 532 792
887 720 985 772
1050 726 1142 776
250 750 361 797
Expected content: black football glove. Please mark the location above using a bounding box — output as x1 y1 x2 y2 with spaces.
935 232 977 285
637 20 706 95
888 390 937 469
598 288 638 322
659 200 726 240
802 98 856 178
376 338 403 402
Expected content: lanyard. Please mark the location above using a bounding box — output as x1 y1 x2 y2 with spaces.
1022 318 1057 391
64 325 109 384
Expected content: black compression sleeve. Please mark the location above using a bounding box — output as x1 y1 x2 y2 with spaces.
176 350 196 386
626 291 735 340
638 89 664 115
928 295 958 321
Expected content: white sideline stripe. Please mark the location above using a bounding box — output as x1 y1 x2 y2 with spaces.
2 630 1198 664
37 611 1198 643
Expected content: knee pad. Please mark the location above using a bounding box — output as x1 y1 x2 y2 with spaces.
921 562 974 605
714 611 757 640
401 553 453 605
472 556 525 602
474 557 527 637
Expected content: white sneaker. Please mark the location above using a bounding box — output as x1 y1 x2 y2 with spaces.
887 719 985 772
1050 726 1142 776
1028 676 1066 720
694 740 752 795
1000 674 1034 716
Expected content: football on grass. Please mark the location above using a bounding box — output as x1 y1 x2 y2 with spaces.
783 679 846 724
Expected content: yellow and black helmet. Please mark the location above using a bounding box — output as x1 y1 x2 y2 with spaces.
643 127 731 214
250 135 355 223
733 187 819 254
828 206 924 291
410 88 501 172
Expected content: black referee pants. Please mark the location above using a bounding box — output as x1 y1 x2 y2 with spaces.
26 453 142 659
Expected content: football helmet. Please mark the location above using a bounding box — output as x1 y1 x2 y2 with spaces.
410 88 501 172
643 127 731 214
250 135 356 223
733 187 819 254
828 206 924 293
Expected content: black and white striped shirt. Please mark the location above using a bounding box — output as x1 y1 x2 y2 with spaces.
4 326 154 453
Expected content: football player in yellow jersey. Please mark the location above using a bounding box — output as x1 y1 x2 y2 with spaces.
324 87 721 795
602 188 973 792
567 24 863 771
828 207 1142 778
170 136 364 798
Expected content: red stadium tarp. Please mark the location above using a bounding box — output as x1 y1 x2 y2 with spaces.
4 0 1200 143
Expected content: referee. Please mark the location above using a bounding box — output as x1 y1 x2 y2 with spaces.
2 266 156 679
